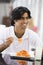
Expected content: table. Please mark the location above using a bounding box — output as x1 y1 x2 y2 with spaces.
10 56 35 62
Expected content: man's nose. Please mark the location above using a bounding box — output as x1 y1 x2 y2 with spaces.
24 18 28 24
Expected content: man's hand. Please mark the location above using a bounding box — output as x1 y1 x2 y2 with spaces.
0 37 13 52
5 37 13 47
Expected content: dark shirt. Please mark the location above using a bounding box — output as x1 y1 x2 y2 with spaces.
0 53 7 65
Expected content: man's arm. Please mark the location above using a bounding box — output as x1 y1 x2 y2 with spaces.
0 37 13 52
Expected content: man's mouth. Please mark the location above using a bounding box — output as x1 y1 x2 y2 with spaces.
23 24 27 26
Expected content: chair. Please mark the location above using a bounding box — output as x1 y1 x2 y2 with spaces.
41 49 43 65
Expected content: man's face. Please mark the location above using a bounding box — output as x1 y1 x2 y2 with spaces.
14 12 29 30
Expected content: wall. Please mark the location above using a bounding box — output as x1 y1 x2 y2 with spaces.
0 3 9 24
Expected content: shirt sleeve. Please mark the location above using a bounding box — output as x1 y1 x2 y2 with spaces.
0 27 6 44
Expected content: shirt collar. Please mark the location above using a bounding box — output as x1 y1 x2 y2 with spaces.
14 28 29 39
22 28 29 39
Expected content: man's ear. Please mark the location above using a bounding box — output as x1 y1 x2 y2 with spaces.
14 20 16 23
13 20 15 26
14 20 17 23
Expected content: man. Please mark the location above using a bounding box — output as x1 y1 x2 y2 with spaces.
0 6 42 65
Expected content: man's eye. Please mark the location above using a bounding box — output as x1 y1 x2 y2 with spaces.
21 17 24 20
26 17 29 19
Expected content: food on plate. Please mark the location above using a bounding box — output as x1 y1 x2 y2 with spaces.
16 50 30 65
16 50 30 57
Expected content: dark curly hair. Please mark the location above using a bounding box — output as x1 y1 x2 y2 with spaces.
10 6 32 26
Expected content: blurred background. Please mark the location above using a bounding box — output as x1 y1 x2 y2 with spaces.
0 0 43 65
